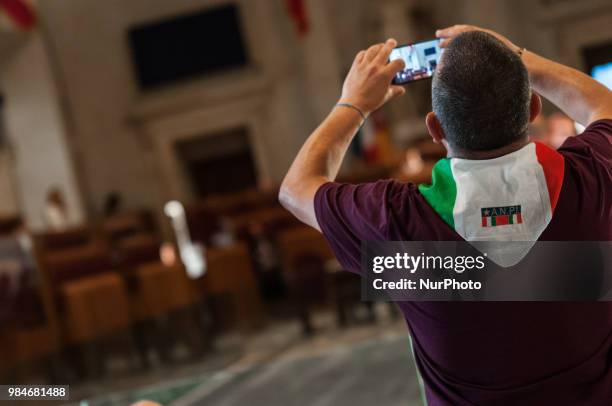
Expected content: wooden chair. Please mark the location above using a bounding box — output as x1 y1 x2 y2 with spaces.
277 227 388 329
0 233 64 383
185 201 222 246
101 210 154 243
6 323 63 382
230 208 300 302
277 226 335 269
226 206 295 240
276 226 334 334
130 263 199 319
240 187 281 210
41 243 114 291
129 263 206 362
116 233 160 269
0 279 63 383
60 271 134 377
0 331 15 381
185 188 282 245
204 193 256 217
33 236 136 378
60 272 130 342
36 225 95 252
201 243 264 332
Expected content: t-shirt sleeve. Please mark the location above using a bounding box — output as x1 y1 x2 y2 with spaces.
557 119 611 230
559 119 612 161
313 180 397 274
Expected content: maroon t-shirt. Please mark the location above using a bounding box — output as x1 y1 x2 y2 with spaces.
314 119 612 405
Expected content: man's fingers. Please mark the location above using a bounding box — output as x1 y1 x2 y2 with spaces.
437 24 481 37
364 43 384 62
435 26 462 49
388 85 406 100
436 24 471 38
382 58 405 77
354 50 366 65
435 26 460 38
436 25 479 47
374 38 397 64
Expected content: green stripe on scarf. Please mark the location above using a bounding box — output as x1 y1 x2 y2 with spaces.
418 158 457 228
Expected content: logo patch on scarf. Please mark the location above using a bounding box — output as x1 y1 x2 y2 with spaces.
481 205 522 227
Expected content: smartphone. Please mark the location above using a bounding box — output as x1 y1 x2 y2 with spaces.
389 39 443 85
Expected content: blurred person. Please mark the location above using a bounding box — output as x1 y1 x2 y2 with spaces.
210 217 235 248
280 25 612 405
401 148 425 175
392 147 433 184
0 219 38 328
398 147 425 177
545 111 577 148
247 220 285 300
43 186 70 230
159 241 177 267
102 191 123 216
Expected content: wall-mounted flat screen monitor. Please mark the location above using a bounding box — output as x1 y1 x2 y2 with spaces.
591 62 612 89
583 42 612 90
128 4 248 90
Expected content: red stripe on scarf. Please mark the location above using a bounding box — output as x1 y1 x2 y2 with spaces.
534 141 565 211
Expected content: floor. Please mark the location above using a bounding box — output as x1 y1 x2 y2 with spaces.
174 334 423 406
61 304 423 406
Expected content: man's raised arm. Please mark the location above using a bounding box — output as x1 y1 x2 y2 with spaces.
279 39 405 230
436 25 612 126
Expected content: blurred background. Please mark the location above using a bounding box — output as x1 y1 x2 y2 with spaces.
0 0 610 405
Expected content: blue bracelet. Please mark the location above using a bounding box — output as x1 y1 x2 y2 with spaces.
336 102 367 121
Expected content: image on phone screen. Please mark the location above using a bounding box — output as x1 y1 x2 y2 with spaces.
389 39 442 85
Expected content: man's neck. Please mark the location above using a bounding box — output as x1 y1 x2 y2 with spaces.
448 137 530 160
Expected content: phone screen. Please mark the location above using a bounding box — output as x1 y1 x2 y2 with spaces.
389 39 442 84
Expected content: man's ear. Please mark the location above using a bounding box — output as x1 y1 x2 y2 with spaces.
529 92 542 123
426 112 445 144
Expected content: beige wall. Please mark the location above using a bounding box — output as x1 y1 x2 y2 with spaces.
0 32 84 230
38 0 324 217
3 0 607 227
39 0 167 216
0 151 18 215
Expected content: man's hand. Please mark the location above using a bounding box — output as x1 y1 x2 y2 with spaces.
280 39 408 231
435 24 520 54
339 39 406 116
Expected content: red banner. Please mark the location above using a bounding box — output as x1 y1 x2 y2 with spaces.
285 0 308 36
0 0 36 30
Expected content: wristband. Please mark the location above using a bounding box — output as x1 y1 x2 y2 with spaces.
336 102 367 122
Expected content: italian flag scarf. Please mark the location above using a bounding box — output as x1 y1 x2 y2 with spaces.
419 142 564 249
